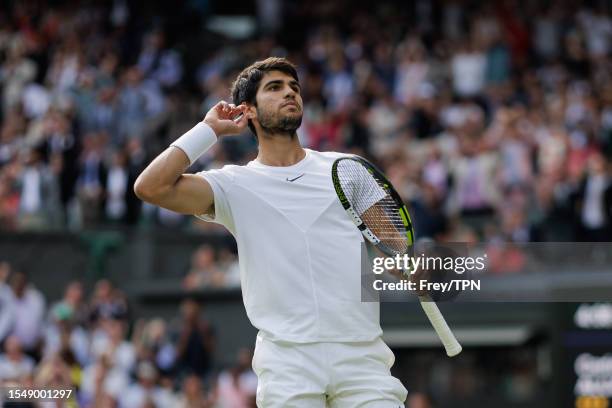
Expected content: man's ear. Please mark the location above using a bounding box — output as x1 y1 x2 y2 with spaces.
245 104 257 120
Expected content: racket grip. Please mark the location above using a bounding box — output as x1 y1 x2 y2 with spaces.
418 296 462 357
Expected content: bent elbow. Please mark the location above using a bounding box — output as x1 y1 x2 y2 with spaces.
133 177 155 203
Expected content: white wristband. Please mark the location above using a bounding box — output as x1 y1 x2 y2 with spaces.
170 122 217 165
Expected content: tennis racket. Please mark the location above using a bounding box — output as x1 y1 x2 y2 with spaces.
331 155 462 357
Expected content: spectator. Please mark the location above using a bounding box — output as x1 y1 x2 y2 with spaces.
104 149 130 223
410 183 448 240
44 281 90 364
119 361 178 408
76 133 107 227
406 392 434 408
0 262 15 344
40 111 81 225
91 318 135 373
0 172 19 229
6 269 45 355
34 352 75 391
176 374 215 408
578 6 612 60
573 152 612 241
90 85 119 142
16 148 62 230
0 335 35 382
394 38 430 106
49 280 87 327
183 245 225 290
323 54 354 112
533 6 562 61
449 138 499 219
215 348 257 408
132 318 175 374
217 248 241 288
116 67 149 143
175 299 214 379
137 30 183 90
450 40 486 98
124 138 145 225
0 37 37 116
90 279 128 323
80 354 128 406
43 305 90 367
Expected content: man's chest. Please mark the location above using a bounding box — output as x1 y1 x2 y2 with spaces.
233 169 344 232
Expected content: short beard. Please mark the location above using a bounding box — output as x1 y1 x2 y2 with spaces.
257 106 302 137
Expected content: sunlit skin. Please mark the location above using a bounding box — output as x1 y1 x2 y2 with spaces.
243 70 305 167
249 71 303 135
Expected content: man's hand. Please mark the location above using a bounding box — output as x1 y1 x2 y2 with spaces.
203 101 249 137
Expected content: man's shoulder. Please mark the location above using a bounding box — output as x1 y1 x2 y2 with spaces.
196 163 245 183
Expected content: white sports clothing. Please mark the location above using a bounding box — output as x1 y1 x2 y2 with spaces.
170 122 217 165
252 334 407 407
196 148 407 406
197 149 380 343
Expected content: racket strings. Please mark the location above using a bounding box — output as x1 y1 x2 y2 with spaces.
336 160 409 255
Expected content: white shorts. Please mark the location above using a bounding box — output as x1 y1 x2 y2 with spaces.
252 334 407 407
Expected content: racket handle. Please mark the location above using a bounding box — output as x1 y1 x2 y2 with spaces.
418 296 462 357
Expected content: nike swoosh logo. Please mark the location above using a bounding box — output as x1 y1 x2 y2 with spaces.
286 174 305 182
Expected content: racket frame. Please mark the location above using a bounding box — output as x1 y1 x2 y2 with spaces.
332 155 462 357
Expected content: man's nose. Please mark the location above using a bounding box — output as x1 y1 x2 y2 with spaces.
284 86 296 98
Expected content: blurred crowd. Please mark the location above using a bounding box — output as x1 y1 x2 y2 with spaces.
0 257 543 408
183 244 240 291
0 261 256 407
1 0 612 241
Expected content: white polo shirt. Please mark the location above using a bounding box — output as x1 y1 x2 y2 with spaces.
197 149 381 343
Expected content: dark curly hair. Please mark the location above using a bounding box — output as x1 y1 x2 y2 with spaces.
230 57 299 135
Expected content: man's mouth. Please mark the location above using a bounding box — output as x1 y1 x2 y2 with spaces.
281 101 299 109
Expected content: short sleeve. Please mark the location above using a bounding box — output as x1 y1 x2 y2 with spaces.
195 167 236 233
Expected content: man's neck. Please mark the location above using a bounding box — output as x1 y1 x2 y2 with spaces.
256 133 306 167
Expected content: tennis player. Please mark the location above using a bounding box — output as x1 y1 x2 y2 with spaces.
134 57 407 407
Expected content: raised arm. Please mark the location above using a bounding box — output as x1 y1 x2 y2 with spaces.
133 101 248 215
